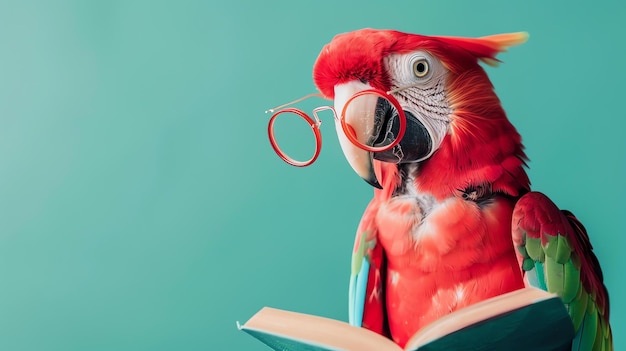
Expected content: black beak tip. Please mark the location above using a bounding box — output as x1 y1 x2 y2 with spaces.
364 177 383 189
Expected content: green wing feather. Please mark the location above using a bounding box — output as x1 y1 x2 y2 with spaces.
512 192 612 351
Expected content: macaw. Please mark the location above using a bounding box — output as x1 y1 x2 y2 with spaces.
311 29 612 350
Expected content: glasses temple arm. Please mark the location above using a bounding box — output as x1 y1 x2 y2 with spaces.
265 93 325 114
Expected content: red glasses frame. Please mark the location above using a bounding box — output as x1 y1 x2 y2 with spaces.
267 89 407 167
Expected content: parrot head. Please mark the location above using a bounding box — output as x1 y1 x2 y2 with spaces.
313 29 530 198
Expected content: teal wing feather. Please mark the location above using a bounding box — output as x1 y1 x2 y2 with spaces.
348 201 388 336
512 192 612 350
349 232 369 326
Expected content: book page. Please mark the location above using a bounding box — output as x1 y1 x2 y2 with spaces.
404 288 555 349
242 307 402 351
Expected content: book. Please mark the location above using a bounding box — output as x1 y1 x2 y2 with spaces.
238 287 575 351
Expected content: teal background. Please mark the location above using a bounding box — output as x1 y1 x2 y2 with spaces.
0 0 623 350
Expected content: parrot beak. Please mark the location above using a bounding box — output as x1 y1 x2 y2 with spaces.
333 81 383 189
333 81 442 189
333 81 437 188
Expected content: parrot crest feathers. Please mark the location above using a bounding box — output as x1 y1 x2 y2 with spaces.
434 32 529 66
313 29 529 98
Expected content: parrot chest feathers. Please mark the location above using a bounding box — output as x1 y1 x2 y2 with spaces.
375 164 519 272
373 174 525 345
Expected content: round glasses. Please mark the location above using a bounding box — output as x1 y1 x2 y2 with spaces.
267 89 407 167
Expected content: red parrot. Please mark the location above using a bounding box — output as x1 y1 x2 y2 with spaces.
311 29 612 350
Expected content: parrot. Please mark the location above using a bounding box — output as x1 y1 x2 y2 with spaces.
310 29 612 350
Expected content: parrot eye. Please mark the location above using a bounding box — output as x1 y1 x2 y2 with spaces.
413 59 429 78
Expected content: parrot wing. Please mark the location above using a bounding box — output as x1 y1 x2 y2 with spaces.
512 191 612 350
348 199 389 337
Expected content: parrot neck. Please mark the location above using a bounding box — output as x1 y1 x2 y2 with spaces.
373 69 530 201
417 125 529 201
418 70 530 200
373 128 529 203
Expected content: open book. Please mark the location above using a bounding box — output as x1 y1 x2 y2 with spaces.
238 287 574 351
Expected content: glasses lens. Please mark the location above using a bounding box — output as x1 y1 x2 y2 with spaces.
268 109 321 167
342 90 406 153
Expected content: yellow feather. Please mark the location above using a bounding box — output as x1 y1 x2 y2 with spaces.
479 32 529 51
